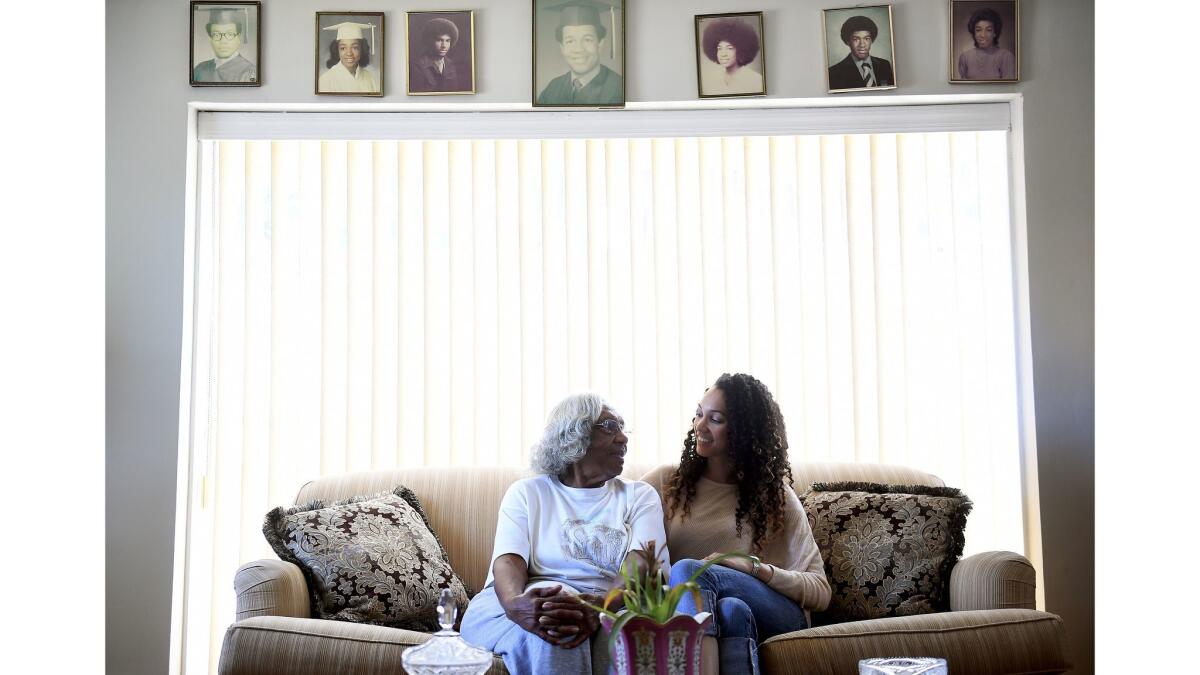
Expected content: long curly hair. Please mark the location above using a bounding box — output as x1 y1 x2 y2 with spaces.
663 373 793 554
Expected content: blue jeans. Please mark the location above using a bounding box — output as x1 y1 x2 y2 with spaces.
670 558 808 675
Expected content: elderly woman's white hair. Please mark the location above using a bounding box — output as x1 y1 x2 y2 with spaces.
529 393 620 475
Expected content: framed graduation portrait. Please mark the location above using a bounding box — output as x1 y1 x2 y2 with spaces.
949 1 1019 83
316 12 384 96
190 1 261 86
821 5 897 94
407 10 476 95
694 12 767 99
533 0 625 108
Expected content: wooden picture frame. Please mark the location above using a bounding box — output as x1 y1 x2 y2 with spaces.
190 1 261 86
949 1 1020 83
532 0 625 108
821 4 898 94
315 11 385 97
694 12 767 99
406 10 476 95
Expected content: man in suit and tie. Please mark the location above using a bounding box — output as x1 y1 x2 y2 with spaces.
827 15 893 91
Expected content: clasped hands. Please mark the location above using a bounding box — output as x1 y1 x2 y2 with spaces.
505 584 601 648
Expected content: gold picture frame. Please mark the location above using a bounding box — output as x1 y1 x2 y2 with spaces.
694 11 767 99
407 10 476 95
949 0 1020 83
820 4 898 94
315 11 385 97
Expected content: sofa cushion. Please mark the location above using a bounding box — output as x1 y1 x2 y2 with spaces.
263 486 471 631
759 609 1070 675
217 615 510 675
801 482 971 624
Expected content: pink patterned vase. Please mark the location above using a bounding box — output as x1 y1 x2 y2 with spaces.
600 611 713 675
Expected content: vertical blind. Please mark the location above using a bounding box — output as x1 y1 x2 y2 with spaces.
184 129 1022 674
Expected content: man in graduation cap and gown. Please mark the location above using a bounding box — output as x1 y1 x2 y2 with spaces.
536 0 623 106
319 21 380 94
193 6 256 83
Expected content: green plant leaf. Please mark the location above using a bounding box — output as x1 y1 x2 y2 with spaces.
609 544 758 626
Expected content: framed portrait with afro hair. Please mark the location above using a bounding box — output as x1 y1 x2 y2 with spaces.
694 12 766 98
406 10 476 95
821 5 898 93
949 1 1019 82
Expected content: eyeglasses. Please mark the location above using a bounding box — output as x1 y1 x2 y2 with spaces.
209 31 241 41
593 418 627 435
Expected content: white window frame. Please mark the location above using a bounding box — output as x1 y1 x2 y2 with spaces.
170 93 1038 675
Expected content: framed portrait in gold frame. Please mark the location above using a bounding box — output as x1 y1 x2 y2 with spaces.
949 0 1019 83
694 12 767 99
407 10 476 95
315 11 384 97
821 4 898 94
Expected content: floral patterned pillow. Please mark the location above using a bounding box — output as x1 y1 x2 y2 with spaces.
801 482 972 625
263 486 472 631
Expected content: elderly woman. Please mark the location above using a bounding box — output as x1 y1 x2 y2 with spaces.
957 7 1016 80
460 393 669 674
409 16 464 93
699 17 763 96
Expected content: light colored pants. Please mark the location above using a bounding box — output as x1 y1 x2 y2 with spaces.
460 585 612 675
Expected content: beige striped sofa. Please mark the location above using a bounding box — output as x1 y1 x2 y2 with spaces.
218 462 1070 674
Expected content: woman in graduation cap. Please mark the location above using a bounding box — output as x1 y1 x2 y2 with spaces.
319 21 380 94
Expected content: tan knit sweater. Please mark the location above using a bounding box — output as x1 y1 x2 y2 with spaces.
643 465 832 613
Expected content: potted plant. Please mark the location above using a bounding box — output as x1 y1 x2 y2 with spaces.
586 541 753 675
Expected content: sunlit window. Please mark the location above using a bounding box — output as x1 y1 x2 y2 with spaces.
180 108 1027 674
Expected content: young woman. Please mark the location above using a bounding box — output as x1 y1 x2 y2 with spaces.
956 7 1017 80
318 22 380 93
643 373 830 675
699 17 763 96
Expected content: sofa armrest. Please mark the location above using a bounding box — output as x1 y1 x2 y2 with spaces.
949 550 1036 611
233 559 311 621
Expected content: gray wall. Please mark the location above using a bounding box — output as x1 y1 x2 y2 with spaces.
107 0 1093 672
